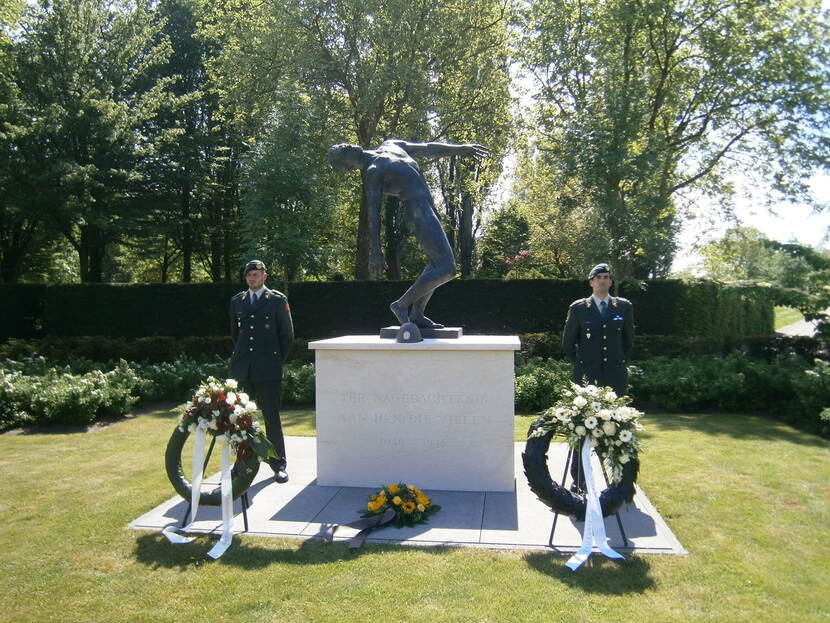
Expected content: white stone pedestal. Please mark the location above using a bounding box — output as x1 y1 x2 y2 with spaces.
309 335 519 491
309 335 520 492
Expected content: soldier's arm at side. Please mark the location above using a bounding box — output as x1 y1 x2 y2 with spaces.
562 306 579 361
623 303 635 360
278 297 294 361
229 299 239 345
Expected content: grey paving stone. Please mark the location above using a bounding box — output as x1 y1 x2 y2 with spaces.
129 435 686 554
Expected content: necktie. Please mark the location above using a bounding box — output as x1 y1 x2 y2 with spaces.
599 300 607 316
250 292 256 306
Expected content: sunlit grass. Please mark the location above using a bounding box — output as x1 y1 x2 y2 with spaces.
1 405 828 622
774 305 804 330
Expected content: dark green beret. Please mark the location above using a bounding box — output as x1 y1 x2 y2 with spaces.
243 259 267 275
588 263 611 279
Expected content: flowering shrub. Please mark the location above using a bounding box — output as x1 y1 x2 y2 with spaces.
514 357 572 412
0 360 138 428
130 357 229 402
0 356 314 431
362 483 440 527
528 383 644 484
177 377 276 462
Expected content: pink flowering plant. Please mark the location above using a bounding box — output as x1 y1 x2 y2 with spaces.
528 383 643 483
177 377 276 462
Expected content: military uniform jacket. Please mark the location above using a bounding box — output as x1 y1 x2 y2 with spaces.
562 296 634 395
230 287 294 382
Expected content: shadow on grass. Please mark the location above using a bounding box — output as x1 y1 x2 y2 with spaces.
524 551 654 594
133 532 460 570
5 412 146 436
642 412 830 449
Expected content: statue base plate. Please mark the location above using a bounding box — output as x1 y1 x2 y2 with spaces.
379 326 463 339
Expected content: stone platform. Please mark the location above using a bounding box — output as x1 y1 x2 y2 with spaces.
129 436 686 554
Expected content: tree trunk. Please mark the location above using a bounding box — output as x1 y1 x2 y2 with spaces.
180 181 193 283
78 223 107 283
355 188 370 280
0 215 39 283
459 192 474 278
444 156 459 253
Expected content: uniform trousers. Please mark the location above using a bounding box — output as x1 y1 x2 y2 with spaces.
242 379 286 470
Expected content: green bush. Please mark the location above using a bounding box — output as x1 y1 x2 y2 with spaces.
518 332 825 362
0 336 312 364
629 354 830 436
129 357 230 402
282 363 315 405
514 357 573 412
518 333 564 360
0 360 138 428
0 356 315 430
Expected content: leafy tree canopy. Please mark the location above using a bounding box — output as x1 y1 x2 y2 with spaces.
517 0 830 281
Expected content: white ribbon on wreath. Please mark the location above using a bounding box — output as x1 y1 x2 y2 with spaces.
162 425 235 559
566 437 625 571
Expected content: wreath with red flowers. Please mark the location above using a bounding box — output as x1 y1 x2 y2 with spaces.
165 377 276 505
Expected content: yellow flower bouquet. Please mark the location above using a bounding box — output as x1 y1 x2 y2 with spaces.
361 483 440 527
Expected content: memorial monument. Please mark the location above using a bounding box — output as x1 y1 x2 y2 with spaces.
328 139 487 342
313 138 519 492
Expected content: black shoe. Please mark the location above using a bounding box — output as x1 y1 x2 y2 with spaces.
274 468 288 484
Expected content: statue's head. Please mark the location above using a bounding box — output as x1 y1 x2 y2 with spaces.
328 143 364 171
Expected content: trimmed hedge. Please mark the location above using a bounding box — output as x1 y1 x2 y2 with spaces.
0 335 313 365
1 278 773 341
519 332 825 362
0 284 43 339
4 332 816 367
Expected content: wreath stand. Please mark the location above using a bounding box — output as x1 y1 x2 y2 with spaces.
179 435 251 532
548 440 629 550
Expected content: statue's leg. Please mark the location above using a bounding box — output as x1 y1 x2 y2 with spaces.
390 201 455 325
409 291 444 329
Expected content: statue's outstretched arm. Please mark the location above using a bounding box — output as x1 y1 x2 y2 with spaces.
391 139 488 160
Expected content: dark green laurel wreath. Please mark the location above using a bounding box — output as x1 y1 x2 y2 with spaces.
165 426 260 506
522 424 639 521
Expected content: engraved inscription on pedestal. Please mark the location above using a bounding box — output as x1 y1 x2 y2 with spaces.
310 336 520 492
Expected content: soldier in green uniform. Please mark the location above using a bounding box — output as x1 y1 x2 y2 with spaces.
562 263 634 491
230 260 294 483
562 263 634 395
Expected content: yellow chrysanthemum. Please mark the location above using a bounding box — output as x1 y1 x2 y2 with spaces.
392 496 402 505
387 484 400 494
417 504 425 512
401 501 416 513
416 493 430 506
367 500 382 511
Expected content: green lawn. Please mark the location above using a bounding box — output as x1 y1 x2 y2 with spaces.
1 405 828 622
774 305 804 330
